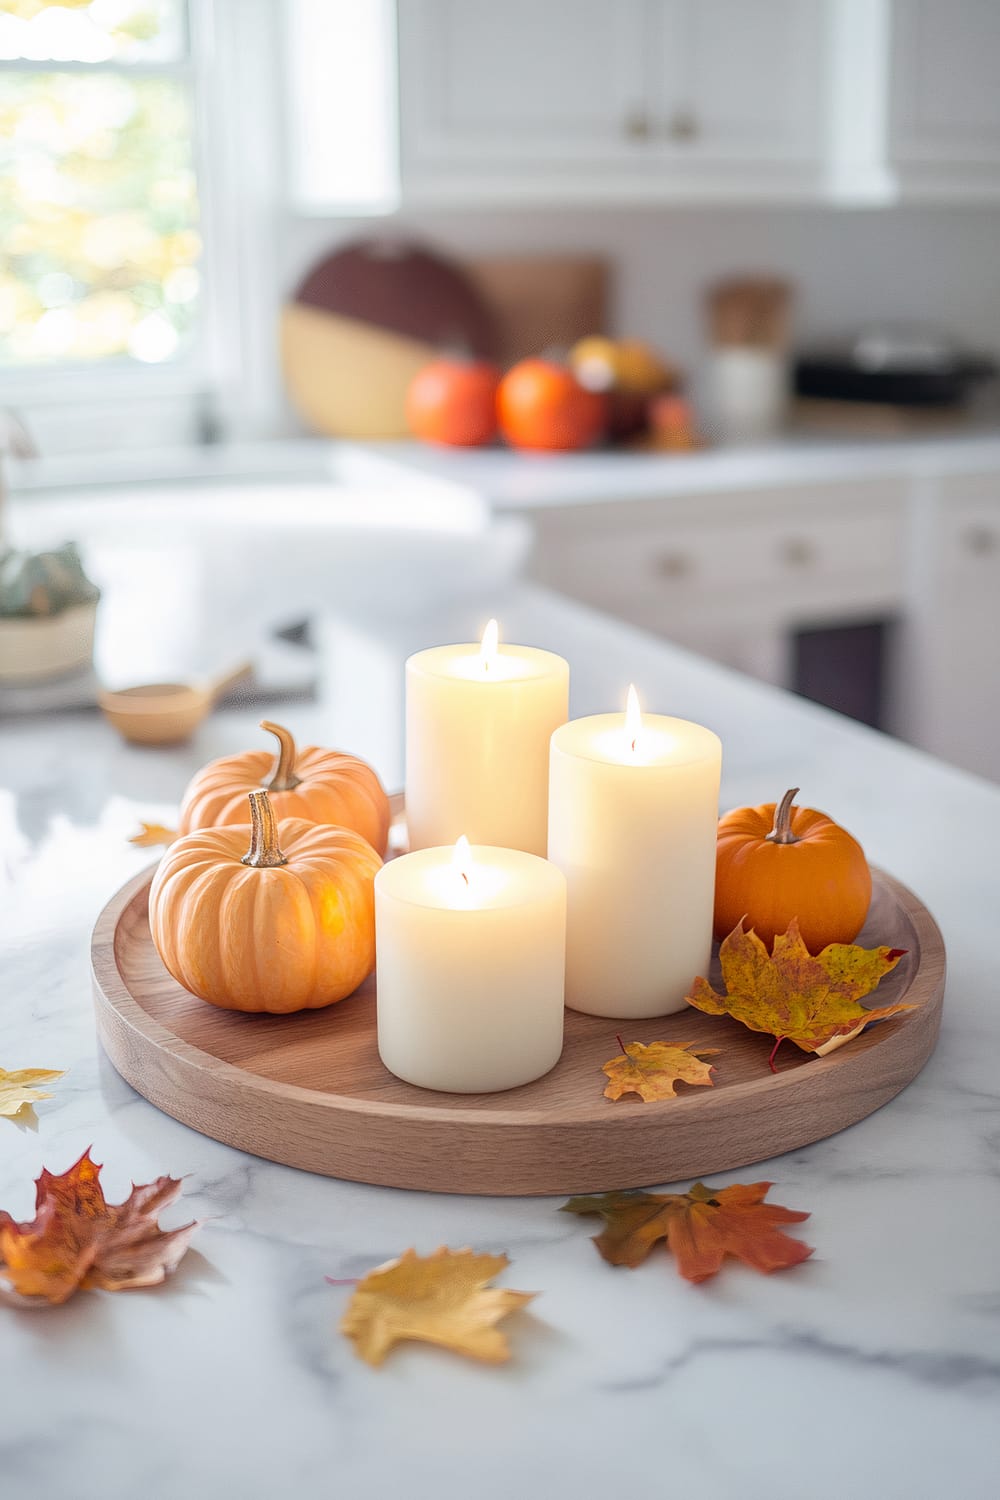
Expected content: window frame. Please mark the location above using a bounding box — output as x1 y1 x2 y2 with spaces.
0 0 284 448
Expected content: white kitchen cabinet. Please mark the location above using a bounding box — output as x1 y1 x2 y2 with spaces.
895 470 1000 780
396 0 826 203
889 0 1000 196
527 478 908 690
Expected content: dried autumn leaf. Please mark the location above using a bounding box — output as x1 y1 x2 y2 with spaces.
0 1067 64 1122
563 1181 812 1283
603 1039 719 1102
340 1247 536 1367
129 821 178 848
686 917 910 1069
0 1148 196 1307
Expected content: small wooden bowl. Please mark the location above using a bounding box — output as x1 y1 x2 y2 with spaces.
97 682 210 745
98 662 253 746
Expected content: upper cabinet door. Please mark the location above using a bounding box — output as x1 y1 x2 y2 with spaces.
890 0 1000 193
397 0 826 203
398 0 651 195
655 0 824 162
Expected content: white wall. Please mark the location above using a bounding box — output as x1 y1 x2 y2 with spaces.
280 203 1000 405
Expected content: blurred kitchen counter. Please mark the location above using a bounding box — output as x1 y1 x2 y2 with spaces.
344 428 1000 511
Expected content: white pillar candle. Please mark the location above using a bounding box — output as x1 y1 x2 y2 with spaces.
405 621 569 856
548 687 722 1019
375 837 566 1093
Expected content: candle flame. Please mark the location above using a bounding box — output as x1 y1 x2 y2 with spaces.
479 618 499 672
453 834 472 887
625 683 642 754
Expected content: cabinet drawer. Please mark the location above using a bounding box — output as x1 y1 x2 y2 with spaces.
542 505 905 611
938 498 1000 586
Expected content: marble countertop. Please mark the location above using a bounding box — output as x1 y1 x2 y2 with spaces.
1 584 998 1500
346 430 1000 510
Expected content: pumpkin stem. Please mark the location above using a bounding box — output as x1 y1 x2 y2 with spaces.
765 788 800 845
242 790 288 868
261 720 301 793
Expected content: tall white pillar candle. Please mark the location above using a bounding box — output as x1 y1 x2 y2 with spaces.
405 621 569 856
548 688 722 1019
375 838 566 1092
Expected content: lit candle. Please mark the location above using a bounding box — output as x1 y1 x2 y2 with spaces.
548 687 722 1018
405 620 569 855
375 836 566 1092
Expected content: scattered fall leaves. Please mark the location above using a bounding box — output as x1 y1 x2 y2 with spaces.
563 1181 812 1283
686 917 911 1070
340 1247 536 1366
129 822 178 848
602 1037 718 1102
0 1148 197 1307
0 1066 64 1123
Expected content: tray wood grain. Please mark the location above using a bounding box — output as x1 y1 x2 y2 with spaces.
92 853 945 1196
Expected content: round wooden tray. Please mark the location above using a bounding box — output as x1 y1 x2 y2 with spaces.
92 848 945 1197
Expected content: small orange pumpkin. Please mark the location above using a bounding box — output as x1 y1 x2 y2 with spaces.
178 720 390 854
714 787 872 953
150 790 380 1013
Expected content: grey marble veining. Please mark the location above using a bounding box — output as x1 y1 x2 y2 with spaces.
1 581 999 1500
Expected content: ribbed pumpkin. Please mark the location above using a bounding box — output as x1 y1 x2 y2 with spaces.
714 788 872 953
178 720 390 855
150 790 380 1013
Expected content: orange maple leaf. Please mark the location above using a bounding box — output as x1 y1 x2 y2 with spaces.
686 917 911 1070
563 1181 812 1282
602 1037 719 1102
340 1248 536 1367
0 1148 197 1306
129 822 178 848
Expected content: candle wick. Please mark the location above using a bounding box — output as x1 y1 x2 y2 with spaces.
461 871 469 886
630 737 637 754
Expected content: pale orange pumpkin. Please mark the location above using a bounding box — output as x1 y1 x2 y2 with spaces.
714 787 872 953
178 720 390 855
150 790 380 1013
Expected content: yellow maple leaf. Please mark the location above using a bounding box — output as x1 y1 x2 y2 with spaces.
0 1067 64 1122
602 1039 719 1102
340 1247 536 1367
686 917 911 1070
129 822 178 848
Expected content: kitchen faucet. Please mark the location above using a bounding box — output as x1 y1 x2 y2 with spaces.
0 408 37 540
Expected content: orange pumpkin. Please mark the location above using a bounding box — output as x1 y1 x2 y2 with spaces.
178 720 390 855
497 358 607 452
150 790 380 1013
714 788 872 953
405 357 500 447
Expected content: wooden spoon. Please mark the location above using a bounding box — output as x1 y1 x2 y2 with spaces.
98 661 253 746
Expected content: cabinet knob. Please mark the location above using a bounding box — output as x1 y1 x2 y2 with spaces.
656 552 693 580
668 110 698 142
964 525 998 556
624 109 651 140
780 537 817 569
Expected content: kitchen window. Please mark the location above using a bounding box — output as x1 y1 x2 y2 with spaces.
0 0 281 453
1 2 200 368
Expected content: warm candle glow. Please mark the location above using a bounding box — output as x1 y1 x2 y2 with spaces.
452 834 472 887
480 618 499 672
625 684 643 755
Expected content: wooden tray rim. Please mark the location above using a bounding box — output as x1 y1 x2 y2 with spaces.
93 861 946 1127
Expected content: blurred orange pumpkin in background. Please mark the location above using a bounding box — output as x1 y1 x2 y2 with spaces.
405 357 501 446
497 358 607 452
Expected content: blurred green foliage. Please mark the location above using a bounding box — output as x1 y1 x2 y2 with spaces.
0 1 200 366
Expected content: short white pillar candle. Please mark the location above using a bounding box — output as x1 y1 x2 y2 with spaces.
405 620 569 856
375 838 567 1093
548 688 722 1019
